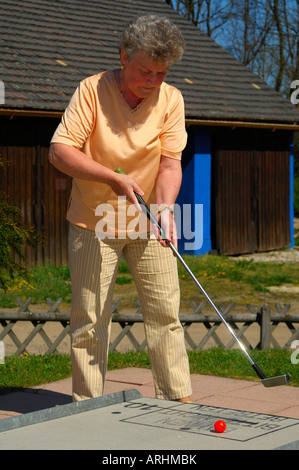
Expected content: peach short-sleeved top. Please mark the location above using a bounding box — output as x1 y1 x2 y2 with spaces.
51 71 187 236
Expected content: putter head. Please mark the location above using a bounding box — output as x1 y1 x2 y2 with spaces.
261 374 290 388
252 363 290 387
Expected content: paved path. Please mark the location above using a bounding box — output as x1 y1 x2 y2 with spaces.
0 368 298 420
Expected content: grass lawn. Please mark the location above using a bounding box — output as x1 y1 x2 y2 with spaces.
0 348 297 394
0 254 298 392
1 254 299 310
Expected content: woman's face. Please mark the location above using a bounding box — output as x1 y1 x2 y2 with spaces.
120 50 169 100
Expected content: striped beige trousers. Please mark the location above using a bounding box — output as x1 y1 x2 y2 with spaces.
68 223 192 402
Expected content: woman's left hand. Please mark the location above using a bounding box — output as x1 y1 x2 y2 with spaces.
153 209 178 252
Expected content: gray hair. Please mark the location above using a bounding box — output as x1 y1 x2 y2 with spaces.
119 15 185 66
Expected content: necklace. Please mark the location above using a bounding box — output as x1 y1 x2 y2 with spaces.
114 69 143 110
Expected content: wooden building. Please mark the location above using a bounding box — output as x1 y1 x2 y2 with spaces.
1 0 299 265
0 115 70 265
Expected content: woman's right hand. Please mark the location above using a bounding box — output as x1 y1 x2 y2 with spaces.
110 172 144 206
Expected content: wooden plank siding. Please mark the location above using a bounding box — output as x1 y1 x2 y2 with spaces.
213 148 253 255
0 116 72 266
258 149 290 251
212 128 291 255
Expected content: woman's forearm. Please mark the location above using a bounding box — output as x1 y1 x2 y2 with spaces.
155 156 182 207
48 143 114 182
154 156 182 249
48 143 144 204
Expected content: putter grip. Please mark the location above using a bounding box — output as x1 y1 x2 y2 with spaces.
134 193 166 239
114 168 166 239
252 363 266 380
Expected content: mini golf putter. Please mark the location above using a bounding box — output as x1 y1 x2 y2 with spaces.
114 168 290 388
252 363 290 388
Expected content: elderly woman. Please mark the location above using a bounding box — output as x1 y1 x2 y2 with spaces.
49 14 192 403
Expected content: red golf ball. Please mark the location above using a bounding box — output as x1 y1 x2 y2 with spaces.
214 420 226 433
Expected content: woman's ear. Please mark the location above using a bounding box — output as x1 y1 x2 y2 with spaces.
120 50 128 68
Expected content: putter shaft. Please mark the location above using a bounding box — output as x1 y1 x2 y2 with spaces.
114 168 290 387
134 192 290 387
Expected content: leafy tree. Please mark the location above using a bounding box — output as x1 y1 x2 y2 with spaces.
165 0 299 97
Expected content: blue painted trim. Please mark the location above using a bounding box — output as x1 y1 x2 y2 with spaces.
194 131 211 254
177 127 212 255
289 133 294 249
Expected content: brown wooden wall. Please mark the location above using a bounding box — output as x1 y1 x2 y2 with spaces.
0 116 72 266
212 128 291 255
0 116 292 265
